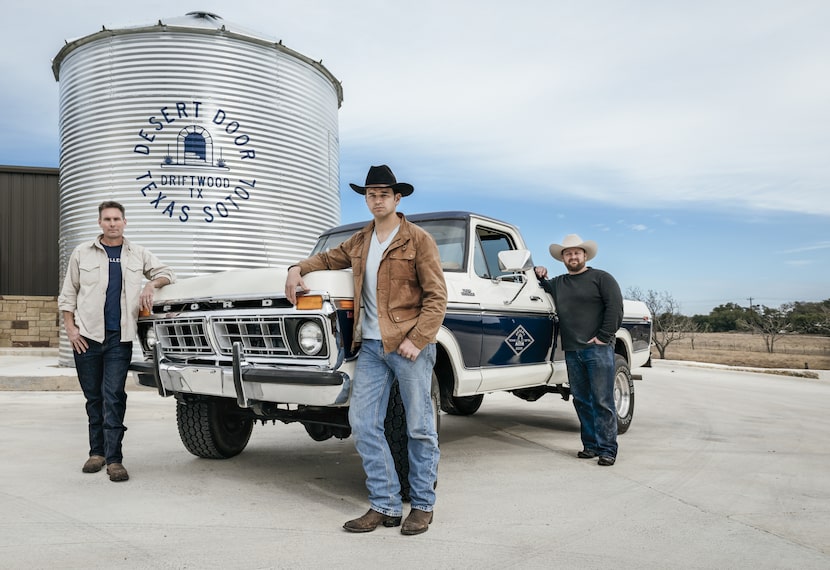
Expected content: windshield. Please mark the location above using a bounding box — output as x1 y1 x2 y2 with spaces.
310 219 468 272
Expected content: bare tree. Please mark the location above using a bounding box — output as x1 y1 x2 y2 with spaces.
626 287 690 359
738 303 793 353
687 318 701 350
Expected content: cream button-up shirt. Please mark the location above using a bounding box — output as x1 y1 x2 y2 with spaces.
58 235 176 343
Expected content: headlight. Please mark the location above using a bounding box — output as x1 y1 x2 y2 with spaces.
145 327 158 349
297 321 324 355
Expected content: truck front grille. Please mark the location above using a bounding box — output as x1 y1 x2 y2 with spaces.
212 316 290 357
151 314 328 359
155 317 213 355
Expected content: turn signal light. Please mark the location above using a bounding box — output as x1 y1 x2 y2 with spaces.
296 295 324 310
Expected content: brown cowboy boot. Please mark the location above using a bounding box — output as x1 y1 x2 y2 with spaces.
343 509 402 533
401 508 433 535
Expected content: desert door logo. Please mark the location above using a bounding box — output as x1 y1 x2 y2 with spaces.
132 100 258 224
505 325 535 357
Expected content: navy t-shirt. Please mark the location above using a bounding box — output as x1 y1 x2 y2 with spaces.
102 244 123 331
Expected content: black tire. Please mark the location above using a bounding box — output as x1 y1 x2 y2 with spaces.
384 373 441 502
443 394 484 416
614 355 635 434
176 397 254 459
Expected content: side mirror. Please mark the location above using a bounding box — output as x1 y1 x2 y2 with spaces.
497 249 533 273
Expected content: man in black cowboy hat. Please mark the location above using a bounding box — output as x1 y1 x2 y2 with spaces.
535 234 623 466
285 165 447 535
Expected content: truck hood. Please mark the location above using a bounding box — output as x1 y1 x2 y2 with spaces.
153 267 355 304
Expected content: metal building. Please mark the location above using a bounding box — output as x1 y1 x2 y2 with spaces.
0 166 60 295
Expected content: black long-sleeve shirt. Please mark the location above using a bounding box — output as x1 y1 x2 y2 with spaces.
543 267 623 351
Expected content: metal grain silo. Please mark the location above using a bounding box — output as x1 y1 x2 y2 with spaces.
52 11 343 364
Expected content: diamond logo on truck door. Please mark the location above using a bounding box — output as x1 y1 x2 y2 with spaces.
505 325 535 356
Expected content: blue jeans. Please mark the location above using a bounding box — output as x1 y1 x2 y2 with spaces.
348 339 439 516
565 344 618 458
73 330 132 464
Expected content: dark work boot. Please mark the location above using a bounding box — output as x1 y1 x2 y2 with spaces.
106 463 130 482
82 455 106 473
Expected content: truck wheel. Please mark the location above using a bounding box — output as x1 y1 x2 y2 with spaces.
443 394 484 416
176 397 254 459
385 373 441 502
614 355 635 434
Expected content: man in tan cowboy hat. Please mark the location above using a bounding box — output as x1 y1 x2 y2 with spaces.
535 234 623 466
285 164 447 535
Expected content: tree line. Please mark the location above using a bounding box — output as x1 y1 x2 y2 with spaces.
625 288 830 358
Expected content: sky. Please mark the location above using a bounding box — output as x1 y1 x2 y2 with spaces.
2 0 828 315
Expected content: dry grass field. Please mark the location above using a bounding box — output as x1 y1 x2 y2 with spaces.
653 332 830 371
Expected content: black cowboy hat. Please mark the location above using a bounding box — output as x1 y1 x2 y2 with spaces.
349 164 414 196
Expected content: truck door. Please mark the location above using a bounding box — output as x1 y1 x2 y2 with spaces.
471 224 556 391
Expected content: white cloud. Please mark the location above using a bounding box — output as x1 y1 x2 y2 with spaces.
782 242 830 254
785 260 814 266
332 1 830 215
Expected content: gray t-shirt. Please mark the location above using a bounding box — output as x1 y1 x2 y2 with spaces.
361 226 400 340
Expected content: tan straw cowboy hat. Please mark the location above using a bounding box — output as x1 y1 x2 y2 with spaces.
549 234 598 261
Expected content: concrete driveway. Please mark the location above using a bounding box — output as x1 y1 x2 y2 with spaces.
1 360 828 569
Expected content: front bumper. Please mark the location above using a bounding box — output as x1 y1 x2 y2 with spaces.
130 343 351 407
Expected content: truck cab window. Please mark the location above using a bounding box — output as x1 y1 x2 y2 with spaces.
417 220 467 271
312 219 468 271
474 227 515 279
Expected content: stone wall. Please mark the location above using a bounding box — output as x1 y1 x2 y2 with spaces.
0 296 60 348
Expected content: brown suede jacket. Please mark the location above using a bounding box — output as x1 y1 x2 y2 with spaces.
296 213 447 354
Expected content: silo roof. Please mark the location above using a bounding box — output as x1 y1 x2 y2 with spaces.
51 11 342 106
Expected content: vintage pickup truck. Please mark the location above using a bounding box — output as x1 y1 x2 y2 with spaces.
131 211 651 488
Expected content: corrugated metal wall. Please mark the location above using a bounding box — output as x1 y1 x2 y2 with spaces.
0 166 60 295
53 15 342 281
